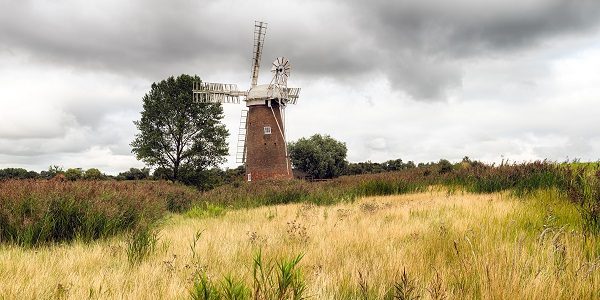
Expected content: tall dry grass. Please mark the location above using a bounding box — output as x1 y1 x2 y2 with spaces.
2 161 598 247
1 190 597 299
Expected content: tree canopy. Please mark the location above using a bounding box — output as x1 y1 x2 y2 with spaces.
288 134 348 179
131 74 229 181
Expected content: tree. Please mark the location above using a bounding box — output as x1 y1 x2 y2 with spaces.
288 134 348 179
117 168 150 180
0 168 39 180
437 159 454 174
64 168 83 181
84 168 104 180
40 165 63 179
131 74 229 181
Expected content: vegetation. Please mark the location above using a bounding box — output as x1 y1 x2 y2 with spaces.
189 251 305 300
345 158 416 175
131 74 229 181
288 134 348 179
1 160 599 247
196 160 565 205
126 225 159 265
0 180 199 247
1 191 597 298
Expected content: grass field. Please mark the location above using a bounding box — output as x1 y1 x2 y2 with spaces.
1 189 597 299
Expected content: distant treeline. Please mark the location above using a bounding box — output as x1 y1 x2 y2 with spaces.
336 157 483 177
0 158 477 179
0 158 467 181
0 165 246 191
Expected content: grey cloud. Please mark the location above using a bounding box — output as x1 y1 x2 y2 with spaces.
2 0 600 101
1 0 600 173
349 0 600 99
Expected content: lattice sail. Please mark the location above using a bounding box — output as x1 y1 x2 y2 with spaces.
251 21 267 87
192 82 246 104
283 87 300 104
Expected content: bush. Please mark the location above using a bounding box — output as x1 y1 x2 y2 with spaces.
289 134 348 179
0 168 39 180
64 168 83 181
117 168 150 180
84 168 104 180
437 159 453 174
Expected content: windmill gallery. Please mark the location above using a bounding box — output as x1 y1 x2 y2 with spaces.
193 21 301 181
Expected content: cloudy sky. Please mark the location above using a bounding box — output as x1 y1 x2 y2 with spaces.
1 0 600 174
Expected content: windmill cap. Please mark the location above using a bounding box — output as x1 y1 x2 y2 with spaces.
246 84 287 105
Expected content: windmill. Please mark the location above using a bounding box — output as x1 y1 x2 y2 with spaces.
192 21 300 181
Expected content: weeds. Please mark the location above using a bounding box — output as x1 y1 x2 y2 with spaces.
427 272 446 300
221 275 250 300
126 225 158 265
186 203 226 219
190 229 204 262
190 273 220 300
189 250 305 300
392 268 421 300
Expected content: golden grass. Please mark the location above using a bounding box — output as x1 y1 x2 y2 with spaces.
0 190 598 299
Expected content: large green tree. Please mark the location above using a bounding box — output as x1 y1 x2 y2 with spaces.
131 74 229 181
288 134 348 179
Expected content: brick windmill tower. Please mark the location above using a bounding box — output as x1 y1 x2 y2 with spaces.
192 21 300 181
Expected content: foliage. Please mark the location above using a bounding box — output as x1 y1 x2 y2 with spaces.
83 168 104 180
289 134 348 179
179 166 245 191
40 165 64 179
64 168 83 181
345 159 416 176
436 159 453 174
1 163 244 191
117 168 150 180
0 168 39 180
131 74 229 181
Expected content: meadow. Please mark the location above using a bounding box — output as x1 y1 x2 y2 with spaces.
1 190 598 299
0 161 599 299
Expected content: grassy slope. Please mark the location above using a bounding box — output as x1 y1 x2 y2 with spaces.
0 189 597 299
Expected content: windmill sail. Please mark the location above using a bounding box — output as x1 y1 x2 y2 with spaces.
192 82 246 104
190 21 301 181
251 21 267 87
284 87 300 104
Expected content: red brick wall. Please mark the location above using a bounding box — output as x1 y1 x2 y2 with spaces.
245 102 293 181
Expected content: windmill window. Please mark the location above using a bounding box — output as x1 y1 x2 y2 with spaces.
263 126 272 135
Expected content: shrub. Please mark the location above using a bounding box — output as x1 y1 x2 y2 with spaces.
64 168 83 181
84 168 104 180
289 134 348 179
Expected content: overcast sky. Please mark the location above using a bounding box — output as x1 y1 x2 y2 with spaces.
1 0 600 174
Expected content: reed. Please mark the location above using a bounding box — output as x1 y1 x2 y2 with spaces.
0 180 199 246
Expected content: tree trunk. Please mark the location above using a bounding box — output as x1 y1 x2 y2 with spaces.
173 161 180 182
